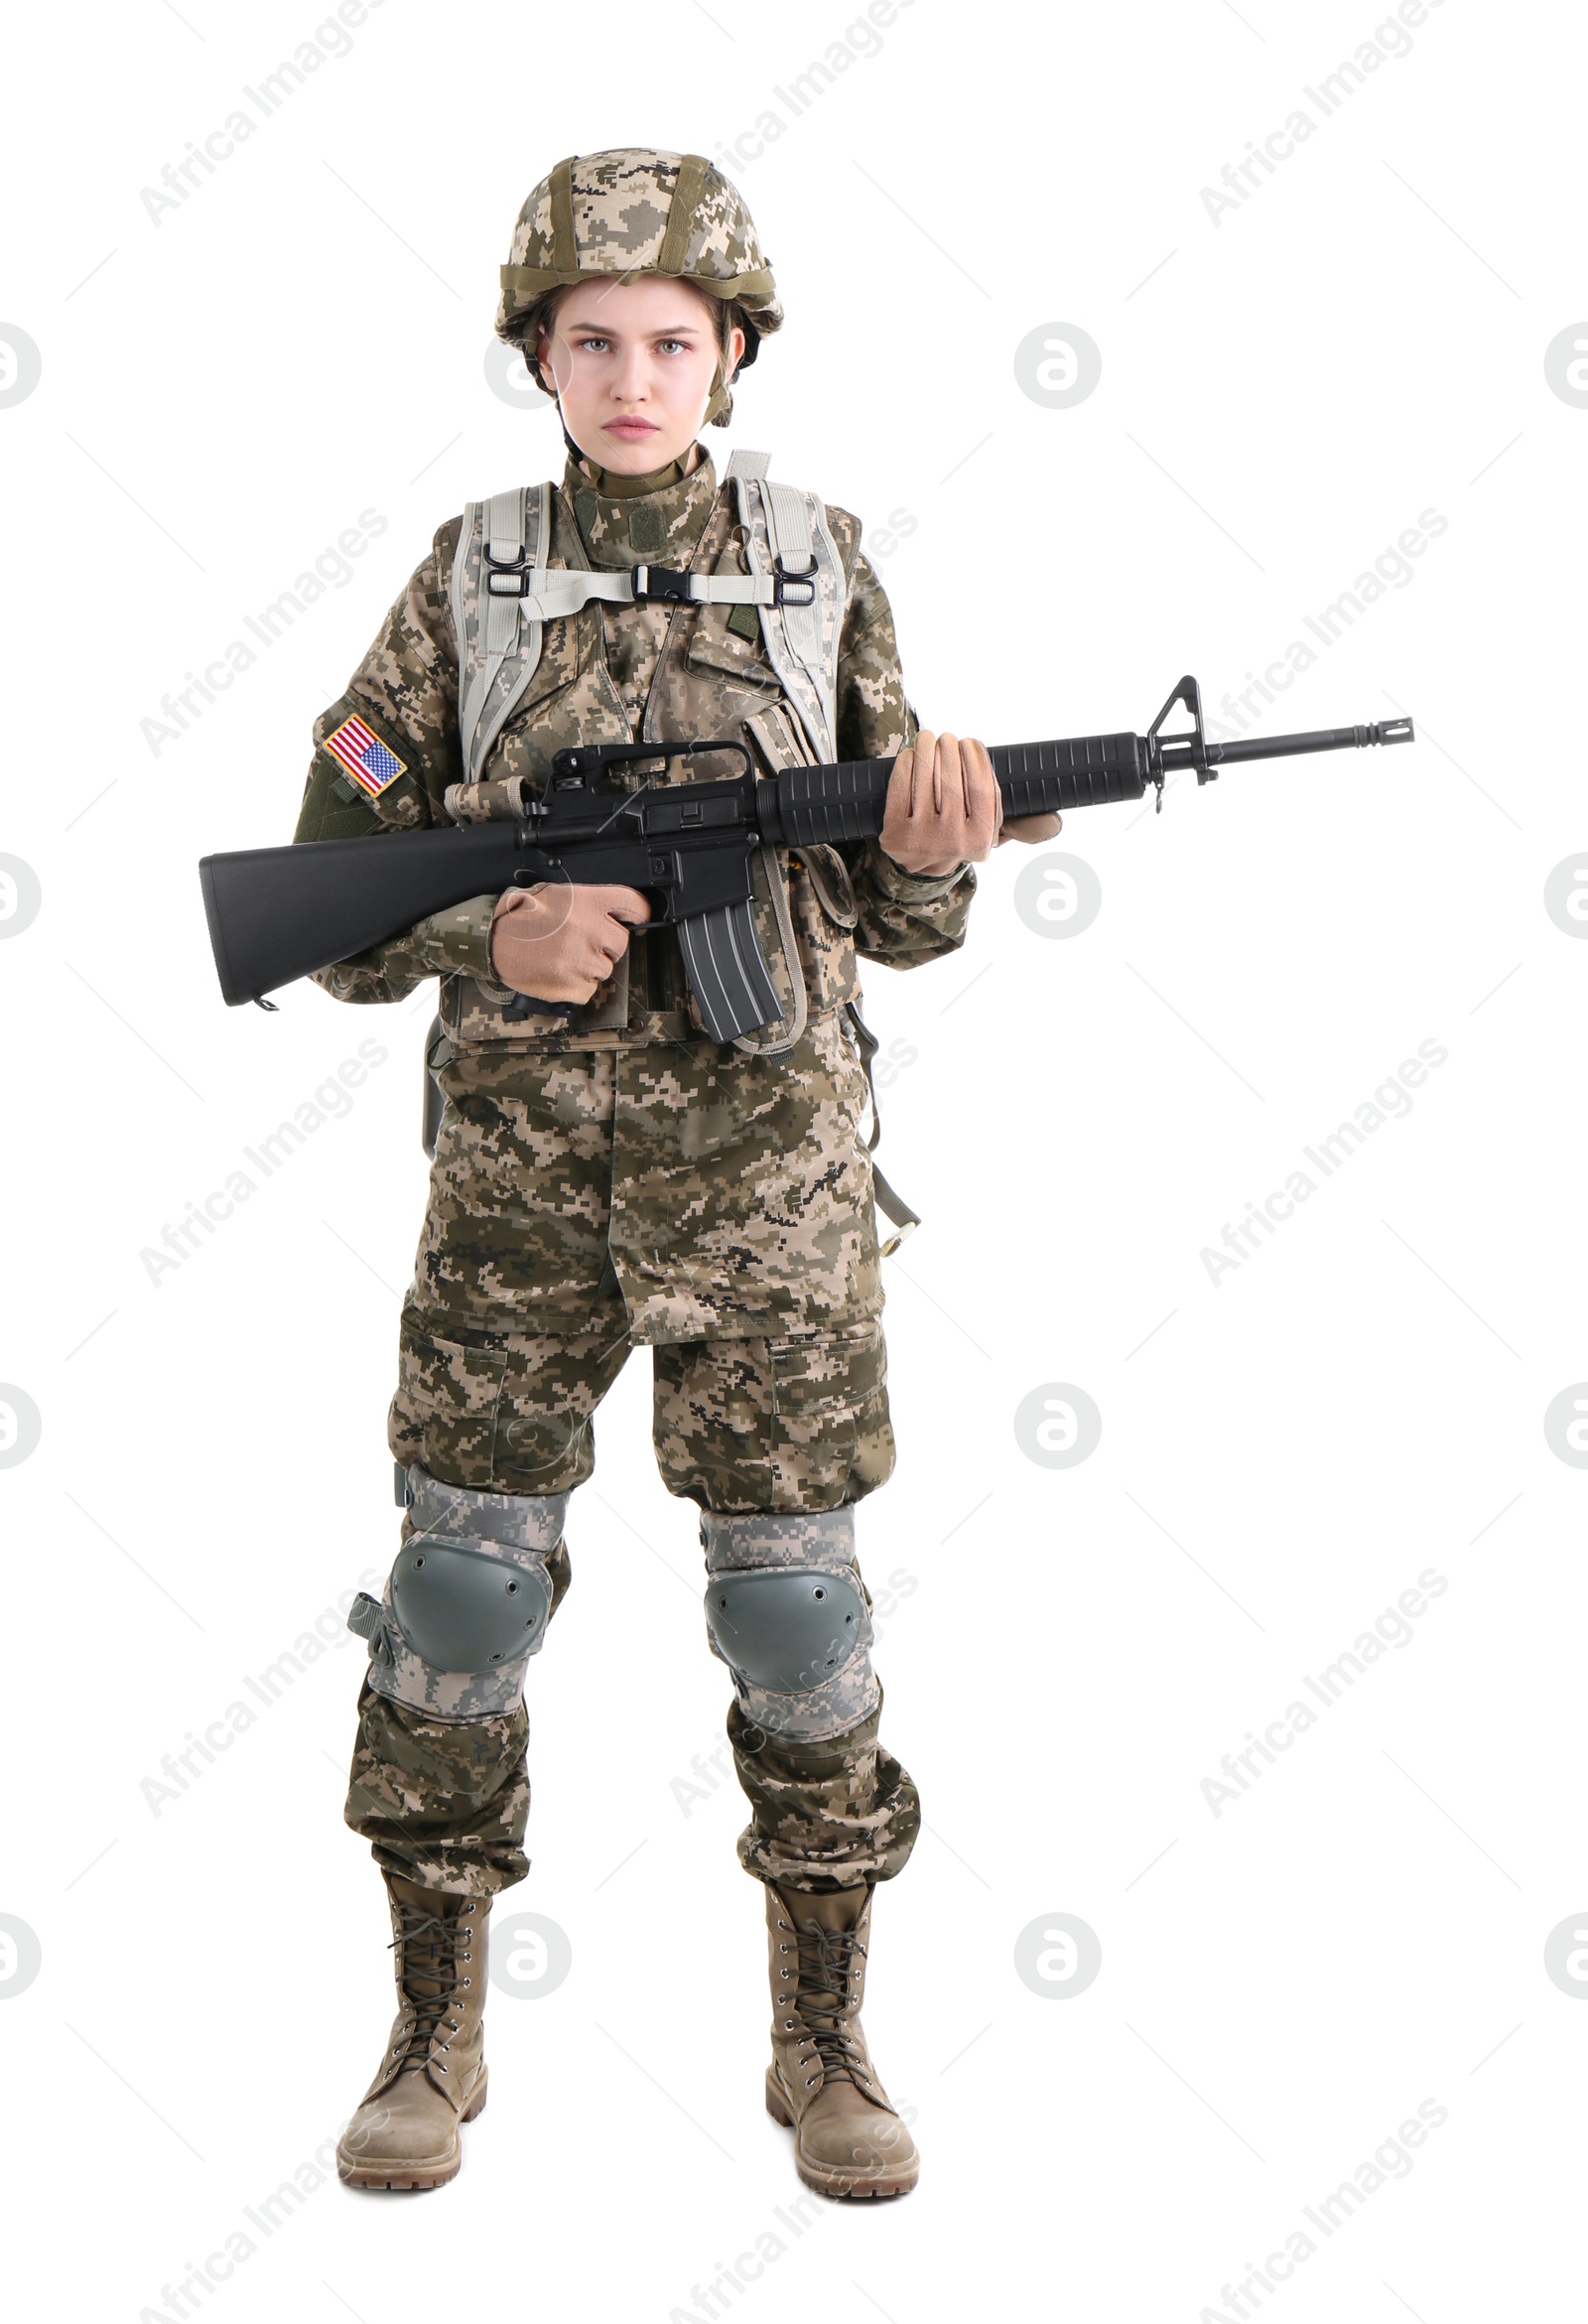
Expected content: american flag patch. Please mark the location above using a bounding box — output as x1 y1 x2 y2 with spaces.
325 713 407 798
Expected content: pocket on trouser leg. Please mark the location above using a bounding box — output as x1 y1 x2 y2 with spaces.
345 1677 532 1900
727 1689 920 1889
389 1320 629 1493
651 1338 777 1511
768 1321 893 1507
652 1318 895 1513
388 1326 509 1485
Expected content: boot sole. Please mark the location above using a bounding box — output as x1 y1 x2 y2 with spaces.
336 2068 488 2191
764 2068 919 2200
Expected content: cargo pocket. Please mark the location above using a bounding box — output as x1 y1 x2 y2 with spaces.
496 1402 592 1487
388 1325 510 1487
440 950 630 1057
786 845 860 1014
388 1322 611 1493
768 1322 894 1507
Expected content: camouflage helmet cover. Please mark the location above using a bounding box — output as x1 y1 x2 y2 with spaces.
495 148 782 426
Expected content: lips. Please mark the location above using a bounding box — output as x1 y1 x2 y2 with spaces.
604 417 658 437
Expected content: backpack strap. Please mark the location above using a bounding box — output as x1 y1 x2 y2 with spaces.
450 469 825 790
725 450 845 764
452 481 555 785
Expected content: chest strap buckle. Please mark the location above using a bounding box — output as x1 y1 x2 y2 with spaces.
631 564 696 605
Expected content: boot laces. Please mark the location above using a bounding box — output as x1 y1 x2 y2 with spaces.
790 1916 867 2086
388 1900 472 2076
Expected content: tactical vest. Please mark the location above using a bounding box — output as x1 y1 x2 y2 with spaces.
435 450 861 1062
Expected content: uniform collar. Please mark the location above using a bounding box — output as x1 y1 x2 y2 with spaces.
565 447 720 570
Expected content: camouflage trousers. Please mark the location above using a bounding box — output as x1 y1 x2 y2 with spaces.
344 1315 921 1901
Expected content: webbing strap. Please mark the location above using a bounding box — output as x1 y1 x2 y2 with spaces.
486 566 794 620
458 486 526 776
759 478 816 578
658 153 711 276
548 158 578 270
757 477 832 752
700 1506 856 1564
481 487 526 664
845 999 920 1255
456 482 554 782
870 1164 921 1256
728 457 843 765
506 568 632 617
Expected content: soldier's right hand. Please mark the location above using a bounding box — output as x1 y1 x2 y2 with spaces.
488 882 652 1004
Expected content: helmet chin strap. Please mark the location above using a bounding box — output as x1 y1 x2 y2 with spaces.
702 360 730 427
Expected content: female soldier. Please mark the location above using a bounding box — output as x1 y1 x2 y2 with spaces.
299 149 1054 2199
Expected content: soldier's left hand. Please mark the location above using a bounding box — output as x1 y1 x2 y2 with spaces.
879 730 1061 879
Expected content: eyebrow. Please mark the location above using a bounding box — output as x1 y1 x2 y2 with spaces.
567 319 705 336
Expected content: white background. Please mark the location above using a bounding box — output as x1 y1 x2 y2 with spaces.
1 1 1583 2317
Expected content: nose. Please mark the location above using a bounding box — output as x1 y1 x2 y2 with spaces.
610 342 649 403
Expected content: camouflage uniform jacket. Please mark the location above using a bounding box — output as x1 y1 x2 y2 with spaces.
295 450 977 1341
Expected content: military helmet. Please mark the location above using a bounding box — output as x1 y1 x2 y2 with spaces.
495 148 782 426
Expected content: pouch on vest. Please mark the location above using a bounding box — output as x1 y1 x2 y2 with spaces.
739 704 860 1023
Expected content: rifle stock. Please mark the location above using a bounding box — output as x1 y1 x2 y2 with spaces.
199 819 526 1009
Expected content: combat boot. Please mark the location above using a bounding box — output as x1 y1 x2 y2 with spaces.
336 1873 489 2190
763 1881 919 2198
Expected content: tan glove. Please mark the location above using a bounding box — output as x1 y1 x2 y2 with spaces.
488 882 652 1005
879 729 1062 878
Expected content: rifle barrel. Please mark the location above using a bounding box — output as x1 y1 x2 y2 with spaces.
1193 716 1414 769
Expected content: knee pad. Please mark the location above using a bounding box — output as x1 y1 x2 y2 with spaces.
347 1465 570 1720
701 1508 879 1743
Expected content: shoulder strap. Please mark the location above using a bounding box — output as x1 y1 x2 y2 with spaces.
452 482 556 786
726 452 846 764
451 454 847 789
452 467 827 790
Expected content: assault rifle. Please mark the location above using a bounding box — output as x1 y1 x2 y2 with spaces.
199 676 1413 1043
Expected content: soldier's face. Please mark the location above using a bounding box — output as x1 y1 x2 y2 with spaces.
537 278 743 474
